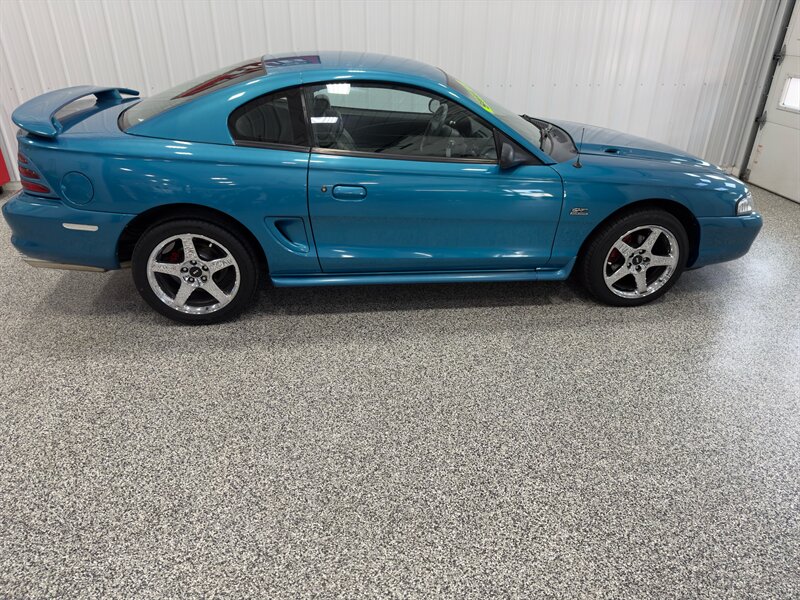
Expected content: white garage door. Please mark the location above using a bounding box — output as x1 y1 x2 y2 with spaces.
747 2 800 203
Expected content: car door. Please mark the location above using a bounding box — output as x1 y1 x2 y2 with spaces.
304 82 564 273
227 86 318 275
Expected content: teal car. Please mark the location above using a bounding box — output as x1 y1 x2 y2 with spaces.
4 52 762 323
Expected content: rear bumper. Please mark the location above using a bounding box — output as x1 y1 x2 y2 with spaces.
692 212 763 268
2 192 135 270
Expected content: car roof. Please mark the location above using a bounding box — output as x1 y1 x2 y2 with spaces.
259 51 447 84
123 51 454 145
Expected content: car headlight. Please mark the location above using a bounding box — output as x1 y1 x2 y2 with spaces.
736 191 755 215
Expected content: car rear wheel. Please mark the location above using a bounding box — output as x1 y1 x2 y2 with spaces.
132 219 259 324
579 209 688 306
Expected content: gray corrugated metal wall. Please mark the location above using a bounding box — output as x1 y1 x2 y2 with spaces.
0 0 787 181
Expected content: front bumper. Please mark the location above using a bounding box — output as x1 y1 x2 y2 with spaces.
692 212 763 268
2 192 135 270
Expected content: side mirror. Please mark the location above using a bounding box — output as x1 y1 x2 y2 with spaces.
499 142 516 169
497 133 537 170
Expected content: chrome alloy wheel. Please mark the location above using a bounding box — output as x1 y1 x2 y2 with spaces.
603 225 680 299
146 233 240 314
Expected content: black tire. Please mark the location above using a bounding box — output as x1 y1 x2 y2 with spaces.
579 208 689 306
132 218 260 324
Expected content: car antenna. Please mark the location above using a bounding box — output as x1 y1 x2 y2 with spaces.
573 127 585 168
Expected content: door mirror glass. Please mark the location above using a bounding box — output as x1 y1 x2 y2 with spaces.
428 98 441 113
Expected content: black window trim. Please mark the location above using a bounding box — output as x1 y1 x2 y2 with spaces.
309 146 498 164
301 80 503 165
235 140 311 153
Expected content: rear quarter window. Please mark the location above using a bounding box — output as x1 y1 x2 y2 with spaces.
229 88 308 148
120 59 265 130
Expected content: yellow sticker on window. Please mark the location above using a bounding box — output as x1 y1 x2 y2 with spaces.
457 79 494 114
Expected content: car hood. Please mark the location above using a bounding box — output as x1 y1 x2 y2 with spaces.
549 119 713 168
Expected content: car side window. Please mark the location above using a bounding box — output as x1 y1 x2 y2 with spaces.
303 83 497 161
229 88 308 147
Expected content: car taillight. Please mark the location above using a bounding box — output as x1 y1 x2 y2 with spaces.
21 180 51 194
19 166 39 179
18 152 51 194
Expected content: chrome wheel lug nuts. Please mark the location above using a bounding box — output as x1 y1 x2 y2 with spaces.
201 276 207 282
190 260 197 265
181 267 188 273
188 277 195 283
202 265 208 271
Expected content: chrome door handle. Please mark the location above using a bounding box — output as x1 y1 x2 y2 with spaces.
331 185 367 201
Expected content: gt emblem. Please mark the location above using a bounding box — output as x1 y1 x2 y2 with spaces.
570 207 589 216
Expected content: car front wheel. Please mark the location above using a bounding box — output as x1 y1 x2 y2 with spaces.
132 219 259 324
579 209 689 306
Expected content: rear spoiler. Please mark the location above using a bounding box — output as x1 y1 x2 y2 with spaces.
12 85 139 138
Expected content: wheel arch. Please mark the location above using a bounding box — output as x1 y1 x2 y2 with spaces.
577 198 700 268
117 203 268 274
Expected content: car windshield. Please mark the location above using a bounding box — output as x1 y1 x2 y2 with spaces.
120 59 265 130
446 74 543 148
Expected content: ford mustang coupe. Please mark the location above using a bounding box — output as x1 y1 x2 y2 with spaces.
4 52 762 323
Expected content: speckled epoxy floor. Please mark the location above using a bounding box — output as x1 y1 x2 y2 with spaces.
0 185 798 598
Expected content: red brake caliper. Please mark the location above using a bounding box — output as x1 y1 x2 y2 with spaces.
608 234 635 269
